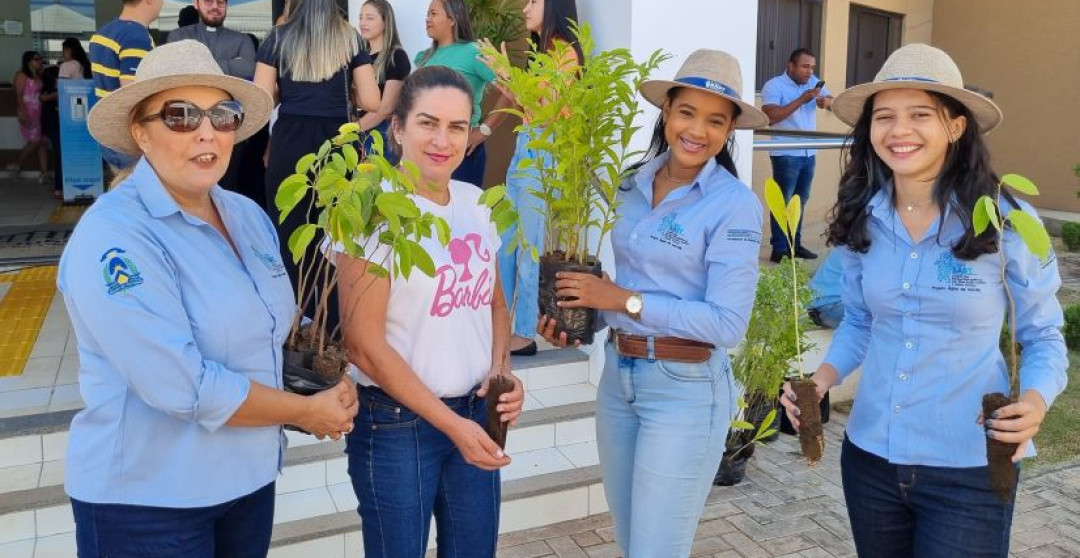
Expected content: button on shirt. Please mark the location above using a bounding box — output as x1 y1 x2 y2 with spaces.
824 186 1068 467
760 72 830 157
58 158 295 507
603 154 762 349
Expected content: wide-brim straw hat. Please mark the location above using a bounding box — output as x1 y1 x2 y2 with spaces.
832 43 1002 133
640 49 769 130
88 40 272 155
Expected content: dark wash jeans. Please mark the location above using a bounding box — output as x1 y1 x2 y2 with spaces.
71 481 275 558
452 142 487 188
841 435 1017 558
346 385 500 558
768 155 816 253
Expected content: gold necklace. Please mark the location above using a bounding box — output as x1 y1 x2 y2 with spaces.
662 162 697 183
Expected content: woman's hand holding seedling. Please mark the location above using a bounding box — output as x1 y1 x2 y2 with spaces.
553 271 631 312
780 364 838 431
478 371 525 427
978 389 1048 462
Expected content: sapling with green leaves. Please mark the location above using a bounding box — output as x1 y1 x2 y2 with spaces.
971 173 1052 500
764 177 824 464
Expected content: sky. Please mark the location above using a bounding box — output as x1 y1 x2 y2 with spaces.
29 0 264 17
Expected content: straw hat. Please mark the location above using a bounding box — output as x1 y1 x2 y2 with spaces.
88 40 273 155
831 43 1002 133
640 49 769 130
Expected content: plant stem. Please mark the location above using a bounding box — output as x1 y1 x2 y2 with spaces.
994 180 1021 402
790 255 804 379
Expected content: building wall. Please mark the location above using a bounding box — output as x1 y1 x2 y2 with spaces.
932 0 1080 213
751 0 935 248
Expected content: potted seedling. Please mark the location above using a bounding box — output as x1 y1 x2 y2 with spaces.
716 262 813 485
275 124 451 430
765 178 824 464
972 173 1052 501
482 22 666 344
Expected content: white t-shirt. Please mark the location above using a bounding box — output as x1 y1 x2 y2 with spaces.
340 180 501 397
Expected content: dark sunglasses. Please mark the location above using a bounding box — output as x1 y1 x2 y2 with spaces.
140 99 244 133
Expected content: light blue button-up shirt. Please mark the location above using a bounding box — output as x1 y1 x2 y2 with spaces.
760 71 830 157
603 153 762 350
825 186 1068 467
58 158 294 507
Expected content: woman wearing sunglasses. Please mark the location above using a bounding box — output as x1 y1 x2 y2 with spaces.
59 41 359 558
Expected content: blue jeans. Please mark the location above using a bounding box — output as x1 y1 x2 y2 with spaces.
346 386 500 558
841 435 1017 558
452 142 487 188
364 121 400 165
596 341 737 558
498 130 548 337
808 300 844 329
71 481 275 558
768 155 816 253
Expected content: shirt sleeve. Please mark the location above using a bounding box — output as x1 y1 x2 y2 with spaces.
637 189 763 348
118 29 153 83
760 77 782 107
387 48 411 82
470 42 496 83
58 214 251 432
225 33 258 80
1004 216 1069 407
823 246 873 379
350 43 374 70
256 29 279 67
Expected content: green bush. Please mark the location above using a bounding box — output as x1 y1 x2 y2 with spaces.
1062 222 1080 252
1065 304 1080 352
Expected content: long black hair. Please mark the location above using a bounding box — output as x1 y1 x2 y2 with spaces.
20 51 41 78
626 86 740 184
62 38 92 79
419 0 475 66
826 90 1014 260
531 0 584 65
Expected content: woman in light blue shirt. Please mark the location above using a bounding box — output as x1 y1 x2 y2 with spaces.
539 50 769 557
781 44 1067 558
61 41 358 558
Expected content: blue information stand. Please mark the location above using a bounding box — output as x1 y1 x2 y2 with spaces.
58 79 104 202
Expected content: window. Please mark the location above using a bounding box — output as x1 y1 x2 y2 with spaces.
756 0 823 91
846 5 902 86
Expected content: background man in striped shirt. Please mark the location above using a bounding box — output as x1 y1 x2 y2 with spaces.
89 0 163 170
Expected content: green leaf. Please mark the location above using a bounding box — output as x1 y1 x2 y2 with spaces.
338 122 360 135
286 224 317 265
786 195 802 242
294 153 317 176
434 218 451 246
973 195 992 236
731 420 755 431
1008 209 1052 261
1002 173 1039 196
479 185 508 208
342 144 359 169
274 174 309 220
764 178 790 241
409 240 436 277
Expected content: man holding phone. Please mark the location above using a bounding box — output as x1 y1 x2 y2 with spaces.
761 48 833 263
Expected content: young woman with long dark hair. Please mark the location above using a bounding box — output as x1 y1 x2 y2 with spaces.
491 0 583 356
780 44 1068 558
413 0 510 187
538 50 769 557
59 37 92 79
357 0 409 163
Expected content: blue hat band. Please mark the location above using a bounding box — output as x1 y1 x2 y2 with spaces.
675 77 739 99
882 76 942 84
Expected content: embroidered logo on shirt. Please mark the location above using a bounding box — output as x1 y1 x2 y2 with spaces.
252 245 287 278
100 248 144 295
651 213 690 250
430 233 494 317
933 252 985 293
726 229 762 244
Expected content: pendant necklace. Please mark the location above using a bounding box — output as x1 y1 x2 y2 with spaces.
903 199 933 212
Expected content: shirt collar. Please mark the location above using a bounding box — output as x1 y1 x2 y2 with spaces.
867 178 958 238
632 152 721 205
133 157 229 222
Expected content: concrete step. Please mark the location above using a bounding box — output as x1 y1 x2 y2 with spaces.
0 349 603 557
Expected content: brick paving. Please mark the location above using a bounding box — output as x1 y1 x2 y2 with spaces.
494 413 1080 558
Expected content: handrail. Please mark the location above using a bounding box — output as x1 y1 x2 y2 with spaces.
751 128 851 151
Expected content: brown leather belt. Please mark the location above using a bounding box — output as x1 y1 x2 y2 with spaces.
610 330 714 363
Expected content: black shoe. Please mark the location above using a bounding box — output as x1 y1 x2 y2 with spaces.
769 250 786 263
510 341 538 356
794 246 818 260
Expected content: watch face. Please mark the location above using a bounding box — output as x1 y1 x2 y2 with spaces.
627 296 643 313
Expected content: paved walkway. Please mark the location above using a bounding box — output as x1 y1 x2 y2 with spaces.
494 414 1080 558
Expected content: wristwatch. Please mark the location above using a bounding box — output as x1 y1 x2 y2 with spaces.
478 122 493 137
625 292 643 320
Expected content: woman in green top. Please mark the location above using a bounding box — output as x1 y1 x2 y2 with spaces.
415 0 510 187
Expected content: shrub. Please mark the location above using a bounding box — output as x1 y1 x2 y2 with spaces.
1064 304 1080 352
1062 222 1080 252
